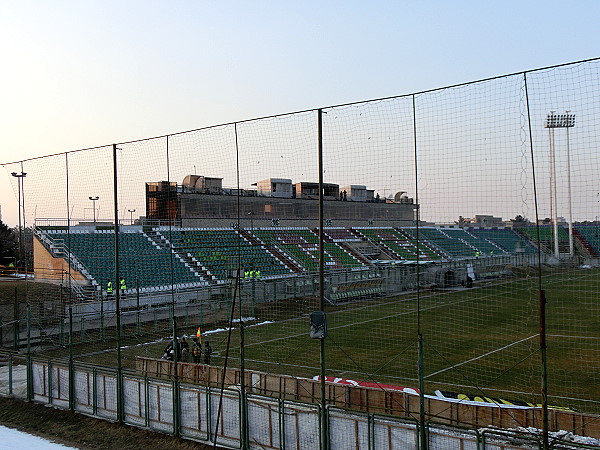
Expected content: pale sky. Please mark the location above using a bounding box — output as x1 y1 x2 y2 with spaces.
1 1 599 226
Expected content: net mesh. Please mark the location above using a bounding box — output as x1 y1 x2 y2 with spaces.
2 58 600 448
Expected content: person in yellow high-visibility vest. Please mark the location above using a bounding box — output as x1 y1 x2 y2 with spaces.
107 280 113 296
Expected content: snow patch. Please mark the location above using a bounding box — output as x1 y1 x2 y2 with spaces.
0 425 75 449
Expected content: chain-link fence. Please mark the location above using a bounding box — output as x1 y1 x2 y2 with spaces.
2 57 600 449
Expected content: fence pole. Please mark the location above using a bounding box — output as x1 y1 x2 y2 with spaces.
412 93 428 450
239 275 249 448
100 295 105 340
26 303 32 401
112 143 124 424
524 72 549 450
166 134 180 437
8 353 12 396
251 279 256 317
136 279 140 335
68 306 74 410
13 287 18 352
317 108 329 450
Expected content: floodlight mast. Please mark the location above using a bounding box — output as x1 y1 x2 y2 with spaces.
545 112 576 258
11 172 27 272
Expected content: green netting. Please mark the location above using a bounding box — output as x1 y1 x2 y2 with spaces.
2 58 600 448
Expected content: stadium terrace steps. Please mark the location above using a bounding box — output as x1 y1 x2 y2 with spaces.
353 227 440 262
403 227 476 259
159 228 293 282
440 228 505 256
573 225 600 256
253 228 363 272
469 227 537 254
514 226 570 254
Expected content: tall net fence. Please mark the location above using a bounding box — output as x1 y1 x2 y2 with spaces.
2 57 600 449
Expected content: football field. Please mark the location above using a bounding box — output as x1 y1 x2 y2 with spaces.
104 265 600 414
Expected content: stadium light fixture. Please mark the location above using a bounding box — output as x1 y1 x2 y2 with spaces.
89 196 99 226
545 112 576 257
128 209 136 225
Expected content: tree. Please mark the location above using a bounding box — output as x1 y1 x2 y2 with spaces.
511 215 528 223
0 220 17 265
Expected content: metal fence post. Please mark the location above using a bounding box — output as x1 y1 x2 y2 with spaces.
69 306 74 411
317 108 329 450
113 143 124 424
26 304 32 401
13 287 18 352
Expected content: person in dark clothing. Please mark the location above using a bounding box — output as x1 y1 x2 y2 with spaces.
192 337 202 363
162 341 174 360
180 337 190 362
204 341 212 365
465 276 473 288
173 337 180 360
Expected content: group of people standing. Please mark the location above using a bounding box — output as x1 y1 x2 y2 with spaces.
106 278 127 295
162 336 212 365
243 269 261 280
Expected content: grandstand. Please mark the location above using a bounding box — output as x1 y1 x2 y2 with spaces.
401 227 479 259
469 227 538 254
353 227 441 262
517 225 569 254
37 229 206 292
573 224 600 256
33 220 560 294
157 227 293 282
30 174 600 293
252 227 364 272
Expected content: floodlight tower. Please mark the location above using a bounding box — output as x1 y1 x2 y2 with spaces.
11 172 27 270
545 112 575 258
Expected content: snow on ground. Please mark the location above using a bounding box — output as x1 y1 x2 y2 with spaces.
195 318 274 337
0 425 74 449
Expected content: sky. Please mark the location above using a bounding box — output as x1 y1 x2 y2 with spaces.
1 1 599 226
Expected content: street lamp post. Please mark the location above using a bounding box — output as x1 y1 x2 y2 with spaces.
11 172 27 271
545 112 576 258
128 209 136 225
89 196 99 226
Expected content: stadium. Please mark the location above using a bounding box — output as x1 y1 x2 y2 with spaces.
2 58 600 449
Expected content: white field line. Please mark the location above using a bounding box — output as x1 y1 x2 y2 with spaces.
425 334 539 379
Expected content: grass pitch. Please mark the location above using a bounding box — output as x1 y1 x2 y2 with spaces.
26 266 600 414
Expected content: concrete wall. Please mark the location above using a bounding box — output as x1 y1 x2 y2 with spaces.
33 237 87 284
180 194 415 228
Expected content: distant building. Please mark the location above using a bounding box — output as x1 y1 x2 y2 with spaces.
182 175 223 194
146 175 416 228
293 182 339 200
473 215 503 227
255 178 293 198
340 185 367 202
